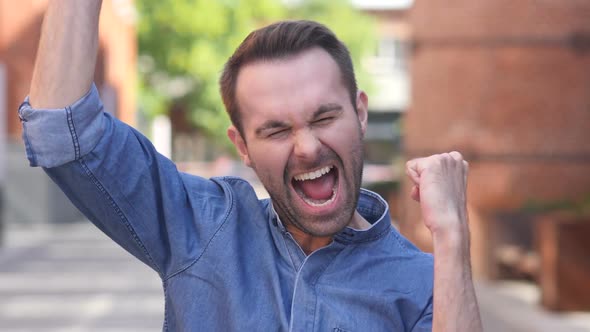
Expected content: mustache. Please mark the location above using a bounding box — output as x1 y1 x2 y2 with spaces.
283 148 341 183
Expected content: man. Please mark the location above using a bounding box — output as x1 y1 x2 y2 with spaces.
20 1 482 331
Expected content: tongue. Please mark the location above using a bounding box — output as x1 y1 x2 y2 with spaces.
297 171 336 201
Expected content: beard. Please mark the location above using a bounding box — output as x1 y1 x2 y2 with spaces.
252 136 364 238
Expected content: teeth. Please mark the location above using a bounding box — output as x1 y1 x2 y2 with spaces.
293 166 333 181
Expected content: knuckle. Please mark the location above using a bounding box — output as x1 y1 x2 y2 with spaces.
449 150 463 160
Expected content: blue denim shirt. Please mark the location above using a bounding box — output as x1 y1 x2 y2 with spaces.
19 85 433 331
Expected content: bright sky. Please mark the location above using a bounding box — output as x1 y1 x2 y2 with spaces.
350 0 413 10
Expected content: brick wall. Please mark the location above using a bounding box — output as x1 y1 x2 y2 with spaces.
0 0 136 140
0 0 137 224
404 0 590 277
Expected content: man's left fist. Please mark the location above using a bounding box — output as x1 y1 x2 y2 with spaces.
405 151 469 236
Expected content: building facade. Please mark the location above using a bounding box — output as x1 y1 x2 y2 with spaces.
404 0 590 278
0 0 137 224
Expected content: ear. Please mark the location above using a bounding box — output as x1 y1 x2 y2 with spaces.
356 90 369 137
227 125 252 167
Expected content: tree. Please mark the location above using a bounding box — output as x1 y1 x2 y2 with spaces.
136 0 376 151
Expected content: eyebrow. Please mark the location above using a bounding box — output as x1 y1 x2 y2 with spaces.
313 103 343 119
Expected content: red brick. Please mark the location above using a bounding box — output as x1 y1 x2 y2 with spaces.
0 0 136 140
404 1 590 278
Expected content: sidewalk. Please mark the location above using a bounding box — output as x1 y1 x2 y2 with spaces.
478 280 590 332
1 221 589 332
0 222 164 332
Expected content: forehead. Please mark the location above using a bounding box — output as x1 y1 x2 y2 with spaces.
235 48 349 133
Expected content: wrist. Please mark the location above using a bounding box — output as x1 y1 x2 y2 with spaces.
431 218 471 256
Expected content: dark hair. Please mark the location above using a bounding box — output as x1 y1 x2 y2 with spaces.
219 20 358 136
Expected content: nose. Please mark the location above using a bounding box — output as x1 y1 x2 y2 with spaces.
293 129 321 161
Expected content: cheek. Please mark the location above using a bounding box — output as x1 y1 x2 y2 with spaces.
323 120 363 154
249 143 290 175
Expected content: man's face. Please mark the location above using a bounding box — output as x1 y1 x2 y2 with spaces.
228 47 368 238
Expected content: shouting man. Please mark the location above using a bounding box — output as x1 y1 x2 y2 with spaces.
19 1 482 331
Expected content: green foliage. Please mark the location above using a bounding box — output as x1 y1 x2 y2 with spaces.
287 0 376 93
136 0 377 148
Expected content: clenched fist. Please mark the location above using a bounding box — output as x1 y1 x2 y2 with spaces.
405 151 469 238
406 152 483 331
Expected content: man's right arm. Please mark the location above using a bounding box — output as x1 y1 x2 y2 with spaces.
22 0 231 279
29 0 102 109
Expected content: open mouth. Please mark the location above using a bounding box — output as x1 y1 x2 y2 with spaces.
291 165 339 207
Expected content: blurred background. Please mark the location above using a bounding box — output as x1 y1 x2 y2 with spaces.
1 0 589 331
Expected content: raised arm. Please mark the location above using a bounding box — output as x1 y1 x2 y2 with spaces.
21 0 226 278
29 0 102 109
406 152 483 332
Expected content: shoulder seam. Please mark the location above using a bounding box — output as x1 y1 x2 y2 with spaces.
390 228 410 253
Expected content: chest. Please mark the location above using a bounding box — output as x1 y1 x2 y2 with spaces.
161 220 420 332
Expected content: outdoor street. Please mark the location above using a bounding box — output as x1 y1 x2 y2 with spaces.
0 223 164 332
1 221 589 332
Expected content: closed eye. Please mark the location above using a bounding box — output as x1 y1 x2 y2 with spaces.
267 128 290 139
311 104 342 126
313 117 334 126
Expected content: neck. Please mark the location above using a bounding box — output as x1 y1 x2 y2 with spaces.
348 211 372 231
285 211 371 255
285 225 332 255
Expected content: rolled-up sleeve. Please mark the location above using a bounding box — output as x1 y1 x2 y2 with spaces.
17 84 232 279
18 84 105 168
